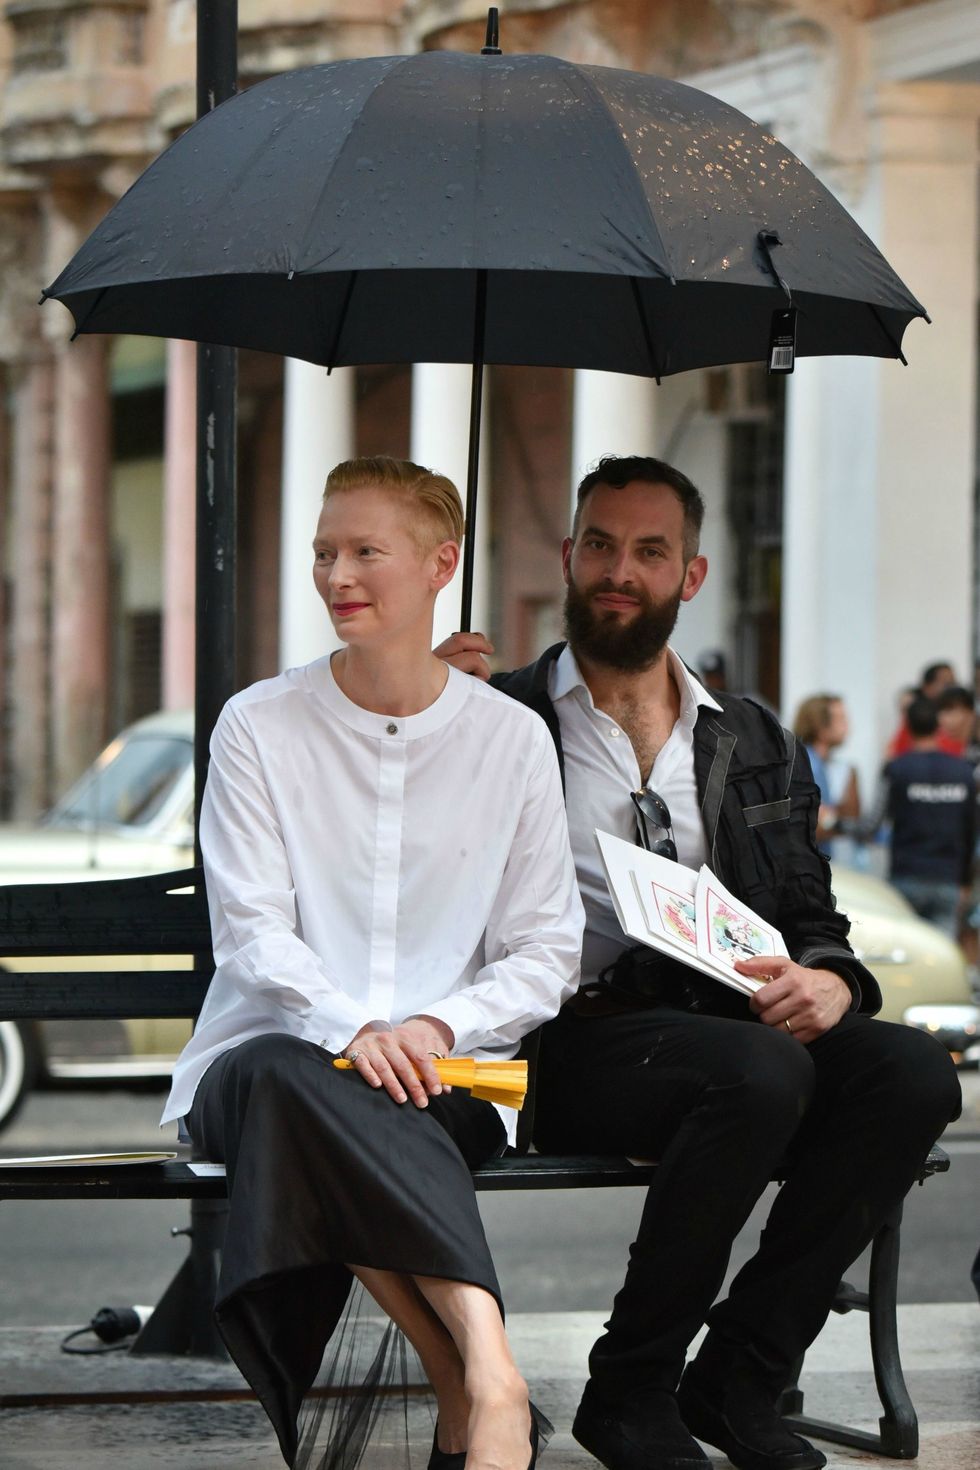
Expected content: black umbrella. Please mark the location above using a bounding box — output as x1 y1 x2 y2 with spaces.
44 10 927 626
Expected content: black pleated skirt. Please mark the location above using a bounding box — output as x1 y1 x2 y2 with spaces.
187 1032 507 1467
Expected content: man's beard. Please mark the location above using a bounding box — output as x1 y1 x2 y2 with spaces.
563 576 684 672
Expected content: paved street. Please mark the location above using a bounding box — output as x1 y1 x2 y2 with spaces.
1 1075 977 1467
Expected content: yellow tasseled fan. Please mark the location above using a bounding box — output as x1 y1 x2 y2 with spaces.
333 1057 527 1109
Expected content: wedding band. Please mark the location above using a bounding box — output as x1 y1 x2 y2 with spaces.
346 1050 361 1063
784 1020 793 1034
427 1051 445 1060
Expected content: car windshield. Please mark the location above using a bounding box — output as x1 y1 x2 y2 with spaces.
46 734 192 831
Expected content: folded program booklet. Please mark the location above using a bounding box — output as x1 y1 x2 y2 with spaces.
595 830 788 995
0 1152 178 1168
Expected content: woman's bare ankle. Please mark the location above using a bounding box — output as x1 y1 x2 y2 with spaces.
465 1363 526 1407
434 1388 470 1454
464 1374 531 1470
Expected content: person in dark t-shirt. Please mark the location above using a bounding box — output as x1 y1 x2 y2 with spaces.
879 695 976 937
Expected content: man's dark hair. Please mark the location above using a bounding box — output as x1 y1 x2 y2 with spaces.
937 685 974 713
572 455 705 560
906 695 939 739
921 661 954 689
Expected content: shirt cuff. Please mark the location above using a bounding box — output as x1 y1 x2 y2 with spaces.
417 994 486 1055
306 1000 385 1056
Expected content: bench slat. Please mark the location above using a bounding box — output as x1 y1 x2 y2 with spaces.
0 1145 948 1203
0 971 211 1020
0 869 208 957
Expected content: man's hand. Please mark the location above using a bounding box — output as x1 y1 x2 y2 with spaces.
736 956 851 1044
342 1016 455 1106
433 631 494 680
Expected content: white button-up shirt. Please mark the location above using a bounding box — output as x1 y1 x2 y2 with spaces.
550 645 722 986
163 658 584 1143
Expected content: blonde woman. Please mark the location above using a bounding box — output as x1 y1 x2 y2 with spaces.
163 458 583 1470
793 693 860 852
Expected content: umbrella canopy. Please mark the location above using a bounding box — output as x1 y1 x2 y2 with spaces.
44 49 926 378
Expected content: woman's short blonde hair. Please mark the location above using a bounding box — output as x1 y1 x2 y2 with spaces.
324 457 465 549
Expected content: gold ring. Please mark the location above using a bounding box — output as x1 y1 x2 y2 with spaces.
784 1020 793 1034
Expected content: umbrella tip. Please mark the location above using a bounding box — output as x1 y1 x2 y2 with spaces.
481 7 501 54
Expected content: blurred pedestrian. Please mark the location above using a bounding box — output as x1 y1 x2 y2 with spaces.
697 649 728 694
793 694 860 855
936 685 978 758
936 686 980 957
887 661 960 757
874 695 976 939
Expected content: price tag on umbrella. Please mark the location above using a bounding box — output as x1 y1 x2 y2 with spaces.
768 307 797 374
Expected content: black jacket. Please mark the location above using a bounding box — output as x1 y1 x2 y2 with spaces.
492 643 881 1014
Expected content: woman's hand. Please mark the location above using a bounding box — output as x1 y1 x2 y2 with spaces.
342 1016 454 1107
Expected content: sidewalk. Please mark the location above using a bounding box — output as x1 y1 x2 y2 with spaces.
2 1301 977 1469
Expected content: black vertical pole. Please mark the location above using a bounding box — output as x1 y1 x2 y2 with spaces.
459 12 501 633
194 0 239 844
459 269 487 634
132 0 237 1361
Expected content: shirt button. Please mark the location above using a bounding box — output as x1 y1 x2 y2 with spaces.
386 722 398 735
609 727 620 738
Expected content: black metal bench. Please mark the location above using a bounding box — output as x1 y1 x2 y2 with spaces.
0 868 949 1458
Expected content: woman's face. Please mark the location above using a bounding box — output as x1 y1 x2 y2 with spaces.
312 485 456 647
825 699 849 747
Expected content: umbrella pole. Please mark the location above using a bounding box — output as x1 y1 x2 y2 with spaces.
459 268 487 634
131 0 238 1363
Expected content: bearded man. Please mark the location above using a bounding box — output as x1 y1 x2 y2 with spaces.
439 456 960 1470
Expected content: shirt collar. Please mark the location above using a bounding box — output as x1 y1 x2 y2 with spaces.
551 643 722 720
311 654 471 739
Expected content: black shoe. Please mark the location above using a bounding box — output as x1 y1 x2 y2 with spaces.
573 1380 710 1470
677 1362 826 1470
527 1408 540 1469
427 1421 465 1470
429 1401 549 1470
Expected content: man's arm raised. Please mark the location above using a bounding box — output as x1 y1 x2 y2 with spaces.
433 631 494 680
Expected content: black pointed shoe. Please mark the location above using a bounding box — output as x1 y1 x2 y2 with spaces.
677 1361 827 1470
426 1421 465 1470
429 1400 550 1470
572 1381 711 1470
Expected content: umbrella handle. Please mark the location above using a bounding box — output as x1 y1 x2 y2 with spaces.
459 269 488 635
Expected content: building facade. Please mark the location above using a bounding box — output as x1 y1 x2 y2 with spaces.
0 0 978 816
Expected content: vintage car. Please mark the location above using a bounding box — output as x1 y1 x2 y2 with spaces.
0 711 976 1132
0 710 194 1131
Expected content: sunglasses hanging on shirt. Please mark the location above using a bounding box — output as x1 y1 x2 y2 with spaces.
630 787 678 862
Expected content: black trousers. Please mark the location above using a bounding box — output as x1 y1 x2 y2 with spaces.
532 1002 961 1405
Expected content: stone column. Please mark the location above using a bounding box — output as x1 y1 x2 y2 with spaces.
570 370 659 511
279 358 355 669
410 362 490 646
50 334 111 794
162 338 196 710
780 82 980 793
9 355 55 817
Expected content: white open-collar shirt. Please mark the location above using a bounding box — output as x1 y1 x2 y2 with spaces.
162 657 583 1143
550 644 722 987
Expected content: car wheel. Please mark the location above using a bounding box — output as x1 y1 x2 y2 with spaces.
0 1020 38 1133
